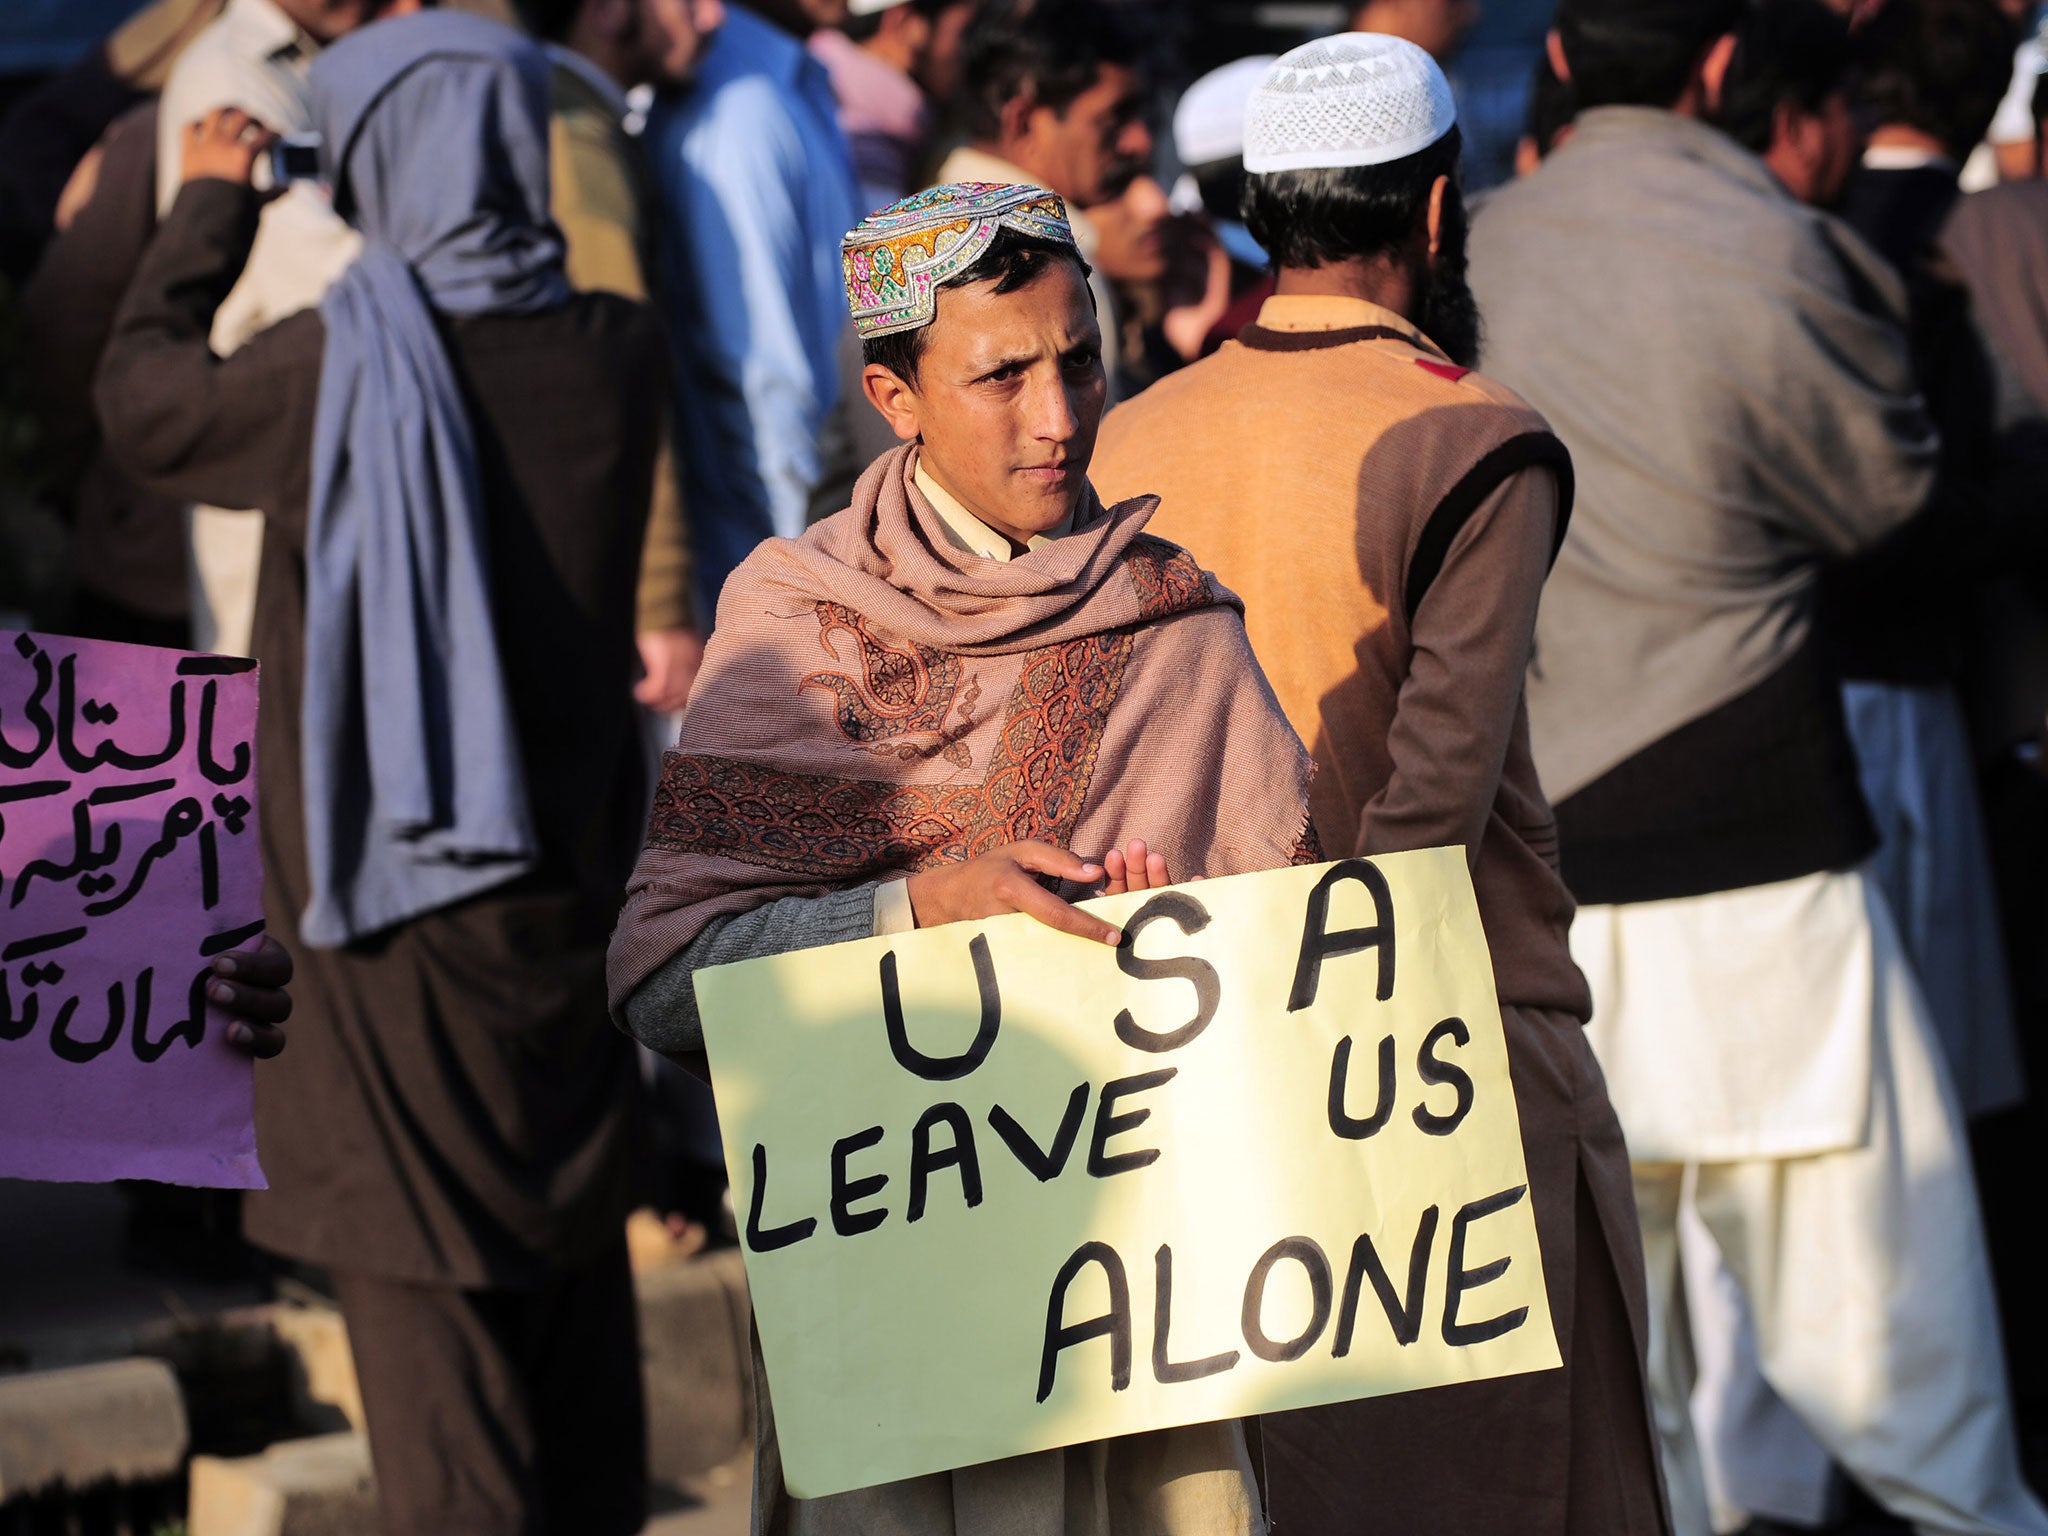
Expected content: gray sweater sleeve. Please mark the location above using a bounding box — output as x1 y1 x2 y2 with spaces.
619 885 879 1056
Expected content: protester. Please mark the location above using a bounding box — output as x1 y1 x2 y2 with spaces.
643 0 860 622
154 0 419 659
515 0 722 717
0 0 223 284
95 14 665 1532
805 0 1152 521
20 102 190 651
1168 54 1275 358
1092 36 1667 1535
1826 0 2026 1125
1083 168 1186 390
939 0 1153 398
809 0 974 210
609 178 1317 1533
1469 0 2048 1531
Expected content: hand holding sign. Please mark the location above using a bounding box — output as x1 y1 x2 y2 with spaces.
696 847 1558 1499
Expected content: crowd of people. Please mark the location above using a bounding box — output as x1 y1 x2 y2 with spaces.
4 0 2048 1531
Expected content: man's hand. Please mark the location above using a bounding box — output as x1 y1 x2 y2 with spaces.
905 838 1181 944
207 935 292 1058
635 626 706 715
907 841 1118 944
1102 838 1170 895
182 106 276 187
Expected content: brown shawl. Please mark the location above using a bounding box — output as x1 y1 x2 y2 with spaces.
607 444 1317 1011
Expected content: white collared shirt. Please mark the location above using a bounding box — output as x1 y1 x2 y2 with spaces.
912 456 1074 561
872 457 1077 931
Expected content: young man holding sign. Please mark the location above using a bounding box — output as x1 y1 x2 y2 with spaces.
609 181 1318 1531
1091 35 1669 1535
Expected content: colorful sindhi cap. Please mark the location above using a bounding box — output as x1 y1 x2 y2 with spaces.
841 182 1076 340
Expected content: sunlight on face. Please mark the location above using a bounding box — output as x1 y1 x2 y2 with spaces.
890 261 1106 548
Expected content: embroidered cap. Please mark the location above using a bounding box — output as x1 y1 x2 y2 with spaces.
1242 33 1458 174
841 181 1078 341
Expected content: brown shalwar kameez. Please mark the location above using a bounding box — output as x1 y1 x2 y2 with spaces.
1092 294 1671 1536
96 177 665 1535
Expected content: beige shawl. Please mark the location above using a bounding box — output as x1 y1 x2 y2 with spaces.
608 443 1318 1013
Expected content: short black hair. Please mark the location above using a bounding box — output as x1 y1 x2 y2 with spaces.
842 0 969 45
1190 157 1248 226
511 0 578 41
1711 0 1856 157
1240 126 1462 271
1856 0 2019 160
1555 0 1743 112
859 229 1094 384
959 0 1146 142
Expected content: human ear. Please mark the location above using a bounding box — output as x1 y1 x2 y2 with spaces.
998 89 1040 152
1425 174 1449 258
862 363 924 442
1545 28 1569 83
1699 32 1738 116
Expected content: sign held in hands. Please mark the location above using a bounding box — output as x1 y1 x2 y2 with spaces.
695 847 1558 1499
0 630 265 1189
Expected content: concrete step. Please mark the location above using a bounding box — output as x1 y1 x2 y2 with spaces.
175 1249 754 1536
188 1433 376 1536
0 1358 187 1502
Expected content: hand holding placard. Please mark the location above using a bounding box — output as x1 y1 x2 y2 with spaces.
0 630 265 1188
695 847 1557 1499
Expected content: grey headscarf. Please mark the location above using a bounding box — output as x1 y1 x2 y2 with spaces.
299 11 571 947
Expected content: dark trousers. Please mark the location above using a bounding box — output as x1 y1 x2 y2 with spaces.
1261 1006 1671 1536
335 1236 646 1536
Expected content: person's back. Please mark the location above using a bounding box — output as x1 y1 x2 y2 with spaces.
643 2 858 619
96 16 664 1533
1095 313 1584 1017
1100 42 1669 1536
1472 106 1934 897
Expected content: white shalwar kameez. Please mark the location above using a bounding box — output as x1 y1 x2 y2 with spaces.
1573 866 2047 1536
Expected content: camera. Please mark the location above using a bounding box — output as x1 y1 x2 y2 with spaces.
269 133 322 184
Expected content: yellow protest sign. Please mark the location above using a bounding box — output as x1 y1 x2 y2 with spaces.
695 848 1558 1500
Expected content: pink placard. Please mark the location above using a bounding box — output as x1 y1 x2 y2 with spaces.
0 630 265 1188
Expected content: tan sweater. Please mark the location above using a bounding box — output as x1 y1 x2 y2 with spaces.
1092 295 1589 1019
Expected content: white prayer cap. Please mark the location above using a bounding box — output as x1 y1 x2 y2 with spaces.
1242 33 1458 175
847 0 912 14
1174 55 1278 168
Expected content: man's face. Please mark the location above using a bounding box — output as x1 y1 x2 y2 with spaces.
1771 89 1862 209
1018 63 1153 209
888 261 1107 543
1086 173 1169 283
915 0 975 104
1805 89 1862 209
630 0 724 86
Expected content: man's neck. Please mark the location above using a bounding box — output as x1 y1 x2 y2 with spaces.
1867 124 1953 162
972 137 1064 201
1272 259 1418 324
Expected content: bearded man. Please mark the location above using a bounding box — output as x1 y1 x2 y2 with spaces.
1091 35 1668 1536
609 181 1317 1534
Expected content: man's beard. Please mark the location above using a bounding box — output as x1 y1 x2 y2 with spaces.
1417 187 1482 369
